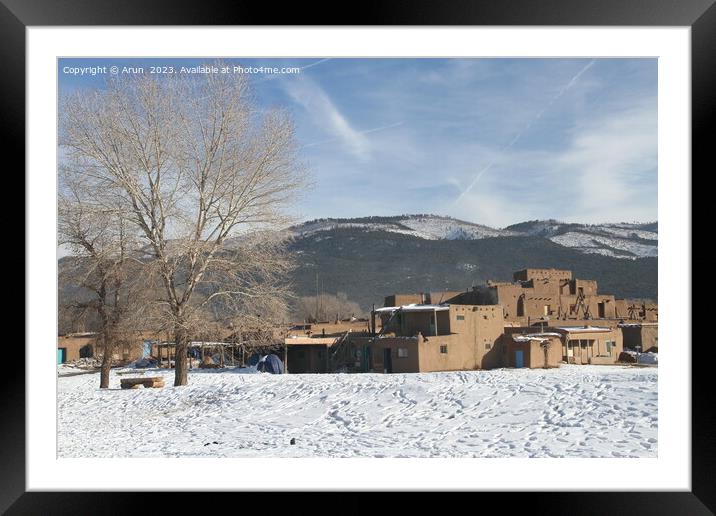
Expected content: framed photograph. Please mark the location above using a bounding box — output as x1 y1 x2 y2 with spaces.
6 0 708 512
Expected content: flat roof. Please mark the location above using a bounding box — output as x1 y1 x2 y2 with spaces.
284 337 339 346
512 332 562 342
555 326 612 333
375 304 450 313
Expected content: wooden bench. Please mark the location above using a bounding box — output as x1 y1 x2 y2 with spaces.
120 376 165 389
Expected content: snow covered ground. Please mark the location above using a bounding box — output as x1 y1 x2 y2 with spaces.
57 365 657 458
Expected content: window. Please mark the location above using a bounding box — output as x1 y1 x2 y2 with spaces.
440 345 448 354
605 340 614 357
485 343 492 350
398 348 408 358
456 314 465 321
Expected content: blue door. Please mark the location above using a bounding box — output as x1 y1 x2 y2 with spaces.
57 348 66 364
515 350 524 368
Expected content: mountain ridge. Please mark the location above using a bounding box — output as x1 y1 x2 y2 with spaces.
289 214 658 260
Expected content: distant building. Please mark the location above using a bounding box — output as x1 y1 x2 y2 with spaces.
348 303 504 373
505 325 623 366
56 333 97 364
619 322 658 352
445 268 657 326
284 268 655 374
57 331 154 364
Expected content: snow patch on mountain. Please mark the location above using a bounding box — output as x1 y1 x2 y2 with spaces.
550 232 658 259
291 215 658 260
293 215 516 241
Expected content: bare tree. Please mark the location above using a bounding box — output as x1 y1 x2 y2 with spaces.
59 64 306 385
58 170 145 388
296 291 363 323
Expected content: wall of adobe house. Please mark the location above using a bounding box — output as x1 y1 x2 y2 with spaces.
58 335 145 362
640 325 659 351
493 284 525 320
369 337 420 373
286 344 328 373
520 294 560 319
389 310 451 337
417 334 478 372
621 325 658 352
644 306 659 322
527 277 564 295
505 337 562 368
414 305 505 371
57 336 95 362
571 279 599 296
563 329 622 364
614 299 629 318
384 294 424 307
513 268 572 282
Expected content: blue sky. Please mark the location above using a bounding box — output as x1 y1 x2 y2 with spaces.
59 57 657 228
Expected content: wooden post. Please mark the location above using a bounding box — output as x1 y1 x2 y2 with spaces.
220 344 225 367
284 343 288 374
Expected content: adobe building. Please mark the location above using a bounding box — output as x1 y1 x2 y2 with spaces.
57 333 97 363
505 325 623 366
58 331 155 365
283 336 341 374
348 303 505 373
288 267 652 374
614 300 658 322
619 322 658 352
449 268 630 324
502 332 563 368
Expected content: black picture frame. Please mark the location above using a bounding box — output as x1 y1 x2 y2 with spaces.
4 0 707 513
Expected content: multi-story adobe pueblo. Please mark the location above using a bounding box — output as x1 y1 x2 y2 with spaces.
288 268 657 374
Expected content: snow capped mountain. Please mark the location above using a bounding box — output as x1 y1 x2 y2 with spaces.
291 215 517 241
291 215 658 260
505 220 658 259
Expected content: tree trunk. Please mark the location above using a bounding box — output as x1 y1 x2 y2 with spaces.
174 324 189 386
100 335 113 389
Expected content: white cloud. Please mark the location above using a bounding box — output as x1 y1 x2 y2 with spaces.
558 99 657 222
283 76 371 161
450 98 657 227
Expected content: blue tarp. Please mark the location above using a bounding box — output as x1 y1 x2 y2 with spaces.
248 353 261 366
257 354 284 374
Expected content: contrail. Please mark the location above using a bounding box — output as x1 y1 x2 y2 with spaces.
454 59 596 205
301 121 404 149
301 58 332 71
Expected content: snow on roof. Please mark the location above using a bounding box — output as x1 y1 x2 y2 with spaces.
555 326 612 333
284 337 339 346
512 333 562 342
374 304 451 313
188 341 234 347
